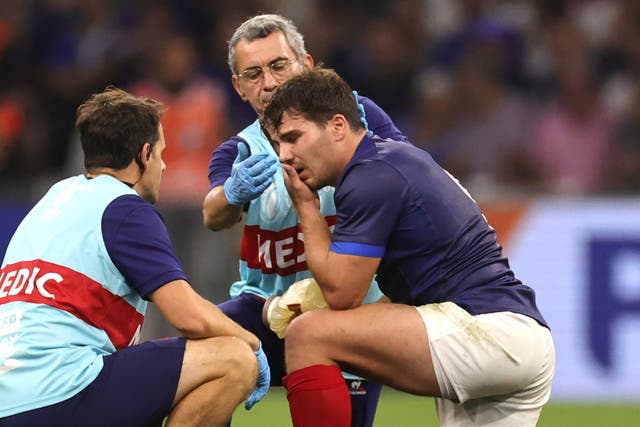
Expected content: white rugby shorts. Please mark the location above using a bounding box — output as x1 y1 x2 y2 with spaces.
416 302 555 427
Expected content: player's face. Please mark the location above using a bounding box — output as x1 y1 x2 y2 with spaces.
231 31 313 115
139 124 167 204
274 111 340 190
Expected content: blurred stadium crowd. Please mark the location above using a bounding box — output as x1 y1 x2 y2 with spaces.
1 0 640 203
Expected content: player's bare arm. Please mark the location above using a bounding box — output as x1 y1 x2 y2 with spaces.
151 279 260 350
282 164 379 309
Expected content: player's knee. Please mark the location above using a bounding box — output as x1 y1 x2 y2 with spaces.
286 310 326 348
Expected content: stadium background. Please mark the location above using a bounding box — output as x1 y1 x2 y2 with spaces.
1 1 639 425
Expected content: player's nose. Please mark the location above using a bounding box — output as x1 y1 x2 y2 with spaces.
278 144 293 163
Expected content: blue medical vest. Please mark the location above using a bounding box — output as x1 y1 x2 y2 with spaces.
0 175 147 417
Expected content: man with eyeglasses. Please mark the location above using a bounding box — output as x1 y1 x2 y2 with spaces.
202 14 407 427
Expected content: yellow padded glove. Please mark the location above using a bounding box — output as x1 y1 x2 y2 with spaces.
262 278 328 338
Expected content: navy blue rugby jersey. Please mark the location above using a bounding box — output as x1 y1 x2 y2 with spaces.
330 135 548 327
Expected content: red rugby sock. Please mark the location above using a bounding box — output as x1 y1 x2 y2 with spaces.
283 365 351 427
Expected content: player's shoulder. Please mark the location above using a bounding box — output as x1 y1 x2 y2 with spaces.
359 135 408 161
341 138 402 184
349 137 424 187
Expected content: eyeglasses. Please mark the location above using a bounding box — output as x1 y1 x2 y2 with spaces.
236 58 297 84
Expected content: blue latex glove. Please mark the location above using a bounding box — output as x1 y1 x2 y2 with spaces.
245 343 271 410
353 90 372 135
224 142 278 206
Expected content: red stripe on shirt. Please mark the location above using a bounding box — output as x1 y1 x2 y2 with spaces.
0 260 143 349
240 215 337 276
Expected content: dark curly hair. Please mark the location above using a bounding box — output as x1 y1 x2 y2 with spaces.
261 68 363 134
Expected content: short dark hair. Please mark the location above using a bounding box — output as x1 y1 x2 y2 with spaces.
76 87 165 171
261 68 363 133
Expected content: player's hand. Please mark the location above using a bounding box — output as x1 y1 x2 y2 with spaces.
223 142 279 206
245 342 270 410
281 164 318 209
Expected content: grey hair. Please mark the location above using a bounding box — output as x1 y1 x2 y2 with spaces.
228 14 308 75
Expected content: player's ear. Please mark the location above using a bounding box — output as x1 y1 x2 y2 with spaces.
330 114 348 140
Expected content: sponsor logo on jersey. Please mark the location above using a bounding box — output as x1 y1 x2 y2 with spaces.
349 380 367 395
241 215 337 276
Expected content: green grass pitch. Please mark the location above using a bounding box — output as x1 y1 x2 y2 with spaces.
231 387 640 426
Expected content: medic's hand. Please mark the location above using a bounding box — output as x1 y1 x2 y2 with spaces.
223 142 278 206
352 90 371 134
262 278 328 339
245 342 271 410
